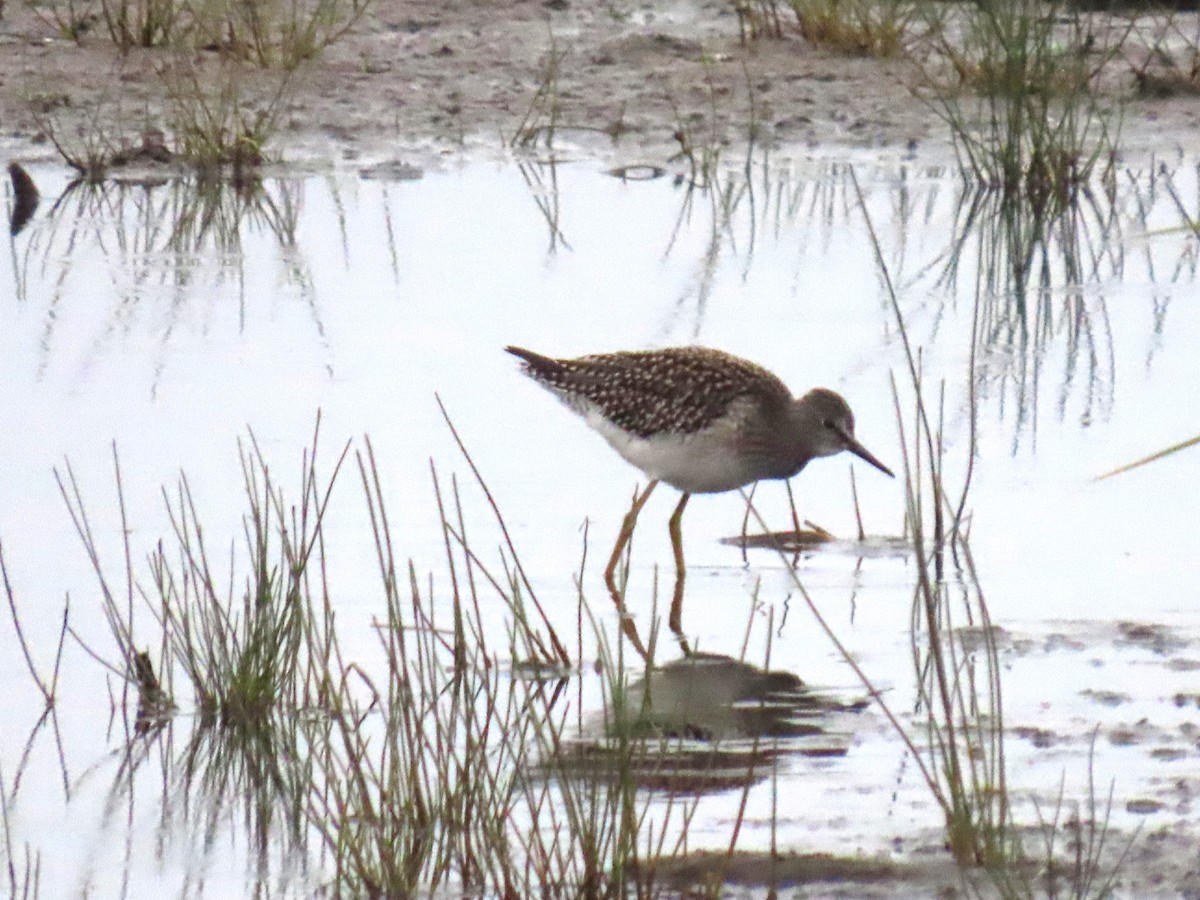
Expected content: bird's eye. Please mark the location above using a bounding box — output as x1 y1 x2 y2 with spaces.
822 419 835 429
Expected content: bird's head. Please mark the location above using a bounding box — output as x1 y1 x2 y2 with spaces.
796 389 894 477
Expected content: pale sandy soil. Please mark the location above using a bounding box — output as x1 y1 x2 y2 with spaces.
1 0 1199 168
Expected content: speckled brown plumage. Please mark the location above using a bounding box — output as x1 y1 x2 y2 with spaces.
505 345 792 438
506 342 894 655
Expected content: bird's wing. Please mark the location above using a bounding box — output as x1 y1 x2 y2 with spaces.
562 347 791 438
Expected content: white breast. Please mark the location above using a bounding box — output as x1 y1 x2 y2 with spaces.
585 409 758 494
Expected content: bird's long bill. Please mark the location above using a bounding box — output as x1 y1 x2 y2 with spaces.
842 431 895 478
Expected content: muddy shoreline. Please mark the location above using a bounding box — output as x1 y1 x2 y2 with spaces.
2 0 1199 168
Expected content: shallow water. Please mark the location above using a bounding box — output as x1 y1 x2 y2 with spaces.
3 153 1200 895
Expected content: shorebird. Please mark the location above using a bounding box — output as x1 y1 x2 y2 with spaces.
506 345 893 656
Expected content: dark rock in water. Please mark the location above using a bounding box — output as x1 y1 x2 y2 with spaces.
8 161 39 236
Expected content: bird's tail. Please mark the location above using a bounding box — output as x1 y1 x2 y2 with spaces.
504 345 564 382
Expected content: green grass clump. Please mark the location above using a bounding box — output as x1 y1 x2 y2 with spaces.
56 425 345 727
732 0 788 41
850 170 1134 894
196 0 372 69
164 62 289 177
790 0 917 56
51 415 713 897
32 0 371 178
923 0 1121 209
99 0 185 50
28 64 287 180
68 0 372 65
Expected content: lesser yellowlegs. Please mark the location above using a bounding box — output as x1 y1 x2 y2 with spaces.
506 345 894 656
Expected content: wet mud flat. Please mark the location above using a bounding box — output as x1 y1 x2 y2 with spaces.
2 0 1200 165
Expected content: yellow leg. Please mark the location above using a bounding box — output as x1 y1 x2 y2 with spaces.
604 480 658 660
667 493 691 644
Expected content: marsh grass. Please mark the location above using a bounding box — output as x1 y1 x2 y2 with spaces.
1022 732 1129 899
1 770 41 900
717 162 1130 885
2 540 68 713
307 413 702 896
47 412 751 896
98 0 185 50
306 434 710 896
850 169 1131 891
922 0 1123 207
164 61 290 177
27 64 286 180
891 378 1014 868
305 483 657 896
75 0 370 65
56 421 345 726
509 30 632 151
790 0 919 56
740 386 1017 870
33 0 366 174
732 0 919 53
30 96 120 182
46 421 349 882
32 0 97 43
191 0 372 69
1096 432 1200 478
510 30 566 150
664 56 746 194
1124 9 1200 96
732 0 787 41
